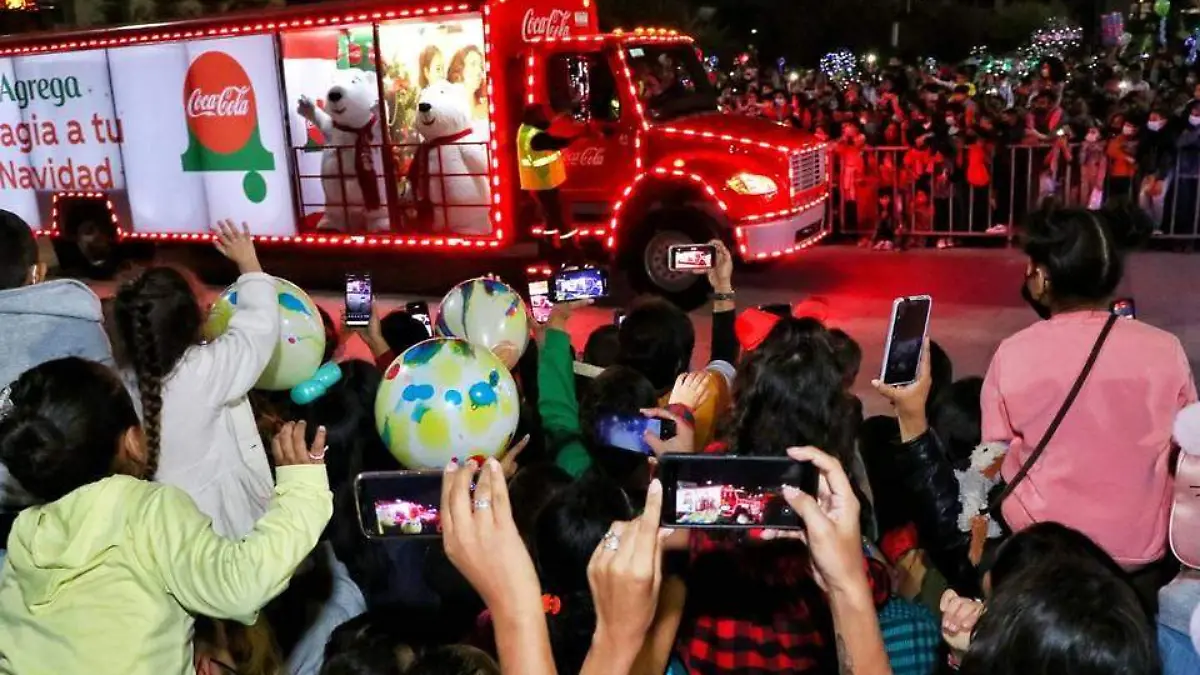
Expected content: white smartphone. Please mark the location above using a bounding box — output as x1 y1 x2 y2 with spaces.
880 295 932 387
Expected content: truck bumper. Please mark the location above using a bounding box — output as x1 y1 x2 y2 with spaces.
735 202 828 260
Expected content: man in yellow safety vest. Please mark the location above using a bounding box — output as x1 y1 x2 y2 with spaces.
517 104 587 262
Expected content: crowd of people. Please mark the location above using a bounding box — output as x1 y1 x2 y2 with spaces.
720 47 1200 248
0 198 1198 675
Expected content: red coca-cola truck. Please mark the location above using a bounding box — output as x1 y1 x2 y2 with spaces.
0 0 828 303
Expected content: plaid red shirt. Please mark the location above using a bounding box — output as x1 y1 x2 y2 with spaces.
675 444 890 674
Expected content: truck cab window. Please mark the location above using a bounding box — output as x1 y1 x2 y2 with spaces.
546 53 620 122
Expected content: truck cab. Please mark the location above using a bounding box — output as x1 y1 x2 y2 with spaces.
524 29 829 304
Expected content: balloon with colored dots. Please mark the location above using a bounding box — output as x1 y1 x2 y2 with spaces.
435 277 530 369
376 337 519 470
203 277 327 391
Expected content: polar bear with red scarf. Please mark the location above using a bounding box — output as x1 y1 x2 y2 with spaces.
407 80 491 235
297 69 390 233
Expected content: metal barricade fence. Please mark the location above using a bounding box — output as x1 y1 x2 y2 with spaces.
827 142 1200 243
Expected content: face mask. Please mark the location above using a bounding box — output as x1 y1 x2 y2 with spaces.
945 118 956 127
1148 120 1166 131
1021 270 1052 320
1190 115 1200 127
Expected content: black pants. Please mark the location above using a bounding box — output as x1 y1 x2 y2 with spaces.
533 188 567 236
531 188 579 266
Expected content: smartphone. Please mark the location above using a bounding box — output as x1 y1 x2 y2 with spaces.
551 266 609 303
758 303 793 318
354 471 443 538
614 310 626 326
658 455 818 530
880 295 933 387
528 281 553 324
406 301 433 336
668 244 717 272
344 273 373 327
595 413 676 456
1111 298 1136 320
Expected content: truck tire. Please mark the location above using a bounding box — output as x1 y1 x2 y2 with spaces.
625 207 719 310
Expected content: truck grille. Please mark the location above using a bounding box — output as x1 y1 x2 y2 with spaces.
789 147 825 198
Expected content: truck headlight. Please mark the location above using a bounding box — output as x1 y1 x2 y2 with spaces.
726 173 778 196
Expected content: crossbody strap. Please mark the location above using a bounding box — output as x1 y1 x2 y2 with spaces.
988 313 1119 514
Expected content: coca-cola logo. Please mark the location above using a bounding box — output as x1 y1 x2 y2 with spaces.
182 52 258 155
565 146 605 166
521 8 573 41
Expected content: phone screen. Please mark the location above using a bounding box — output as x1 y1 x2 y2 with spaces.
406 301 433 336
881 296 932 387
355 471 443 538
668 244 717 272
658 456 816 530
528 281 553 324
551 267 609 303
345 274 373 327
595 414 674 455
1111 298 1136 320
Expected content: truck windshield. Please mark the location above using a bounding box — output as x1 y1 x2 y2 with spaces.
625 43 718 121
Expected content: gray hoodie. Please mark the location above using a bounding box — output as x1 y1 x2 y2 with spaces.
0 278 114 509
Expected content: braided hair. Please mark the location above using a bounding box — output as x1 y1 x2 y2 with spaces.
112 266 204 475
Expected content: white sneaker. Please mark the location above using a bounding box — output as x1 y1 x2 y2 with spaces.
986 224 1008 234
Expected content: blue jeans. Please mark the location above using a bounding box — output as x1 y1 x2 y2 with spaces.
1159 623 1200 675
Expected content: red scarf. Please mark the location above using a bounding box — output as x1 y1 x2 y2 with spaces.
406 129 473 209
332 115 382 211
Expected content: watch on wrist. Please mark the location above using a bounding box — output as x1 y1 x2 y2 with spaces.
712 290 736 302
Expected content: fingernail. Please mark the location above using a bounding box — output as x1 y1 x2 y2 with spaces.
486 457 501 472
648 479 662 494
782 485 800 499
318 425 326 434
445 460 458 472
451 456 458 464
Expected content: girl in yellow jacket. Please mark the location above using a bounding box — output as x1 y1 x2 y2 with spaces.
0 357 332 675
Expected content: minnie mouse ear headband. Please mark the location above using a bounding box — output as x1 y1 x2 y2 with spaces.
291 362 343 406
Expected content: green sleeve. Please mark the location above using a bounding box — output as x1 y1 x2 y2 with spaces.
538 328 592 478
133 466 333 624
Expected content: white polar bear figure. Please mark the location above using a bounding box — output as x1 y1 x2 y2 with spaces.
410 81 491 235
297 69 390 233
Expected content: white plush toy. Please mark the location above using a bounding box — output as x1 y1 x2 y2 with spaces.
407 80 491 236
297 69 389 233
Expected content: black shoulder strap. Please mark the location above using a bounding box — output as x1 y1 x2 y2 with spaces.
989 313 1119 514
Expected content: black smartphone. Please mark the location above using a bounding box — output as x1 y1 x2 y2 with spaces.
658 455 817 530
528 281 553 325
344 273 373 327
595 413 676 456
406 301 433 336
668 244 717 272
354 471 443 538
614 310 626 326
551 266 609 303
880 295 933 387
1111 298 1136 320
758 303 792 318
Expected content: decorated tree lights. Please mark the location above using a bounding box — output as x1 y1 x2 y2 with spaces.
819 49 858 88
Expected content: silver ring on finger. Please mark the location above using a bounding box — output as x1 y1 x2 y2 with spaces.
473 498 492 511
602 531 621 552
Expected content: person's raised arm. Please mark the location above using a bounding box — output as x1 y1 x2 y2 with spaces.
777 447 892 675
443 457 556 675
537 300 592 477
132 422 331 624
198 221 280 406
706 240 739 366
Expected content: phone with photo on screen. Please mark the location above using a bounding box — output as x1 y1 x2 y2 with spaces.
595 413 676 456
658 455 818 530
880 295 933 387
354 471 444 539
406 301 433 336
528 281 553 324
551 267 609 303
344 273 373 328
668 244 717 272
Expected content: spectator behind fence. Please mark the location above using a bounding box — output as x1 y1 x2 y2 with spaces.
111 221 280 540
983 208 1196 571
0 358 331 675
0 210 115 550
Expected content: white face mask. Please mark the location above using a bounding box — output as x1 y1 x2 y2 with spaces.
1191 115 1200 127
1148 120 1166 131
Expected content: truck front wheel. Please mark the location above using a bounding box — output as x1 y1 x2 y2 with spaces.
625 208 719 310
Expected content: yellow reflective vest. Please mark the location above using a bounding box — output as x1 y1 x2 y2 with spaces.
517 123 567 191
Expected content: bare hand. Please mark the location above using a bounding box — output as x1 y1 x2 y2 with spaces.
297 96 316 118
641 407 695 456
762 447 867 596
348 305 389 359
705 239 734 294
271 421 327 467
940 590 983 653
211 219 262 275
442 458 542 619
871 337 932 422
589 479 668 647
668 371 714 411
499 434 531 480
547 299 591 332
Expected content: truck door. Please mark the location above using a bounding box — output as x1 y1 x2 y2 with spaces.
542 49 636 232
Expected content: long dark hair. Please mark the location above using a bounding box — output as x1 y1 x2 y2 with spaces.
0 358 141 502
112 266 204 465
